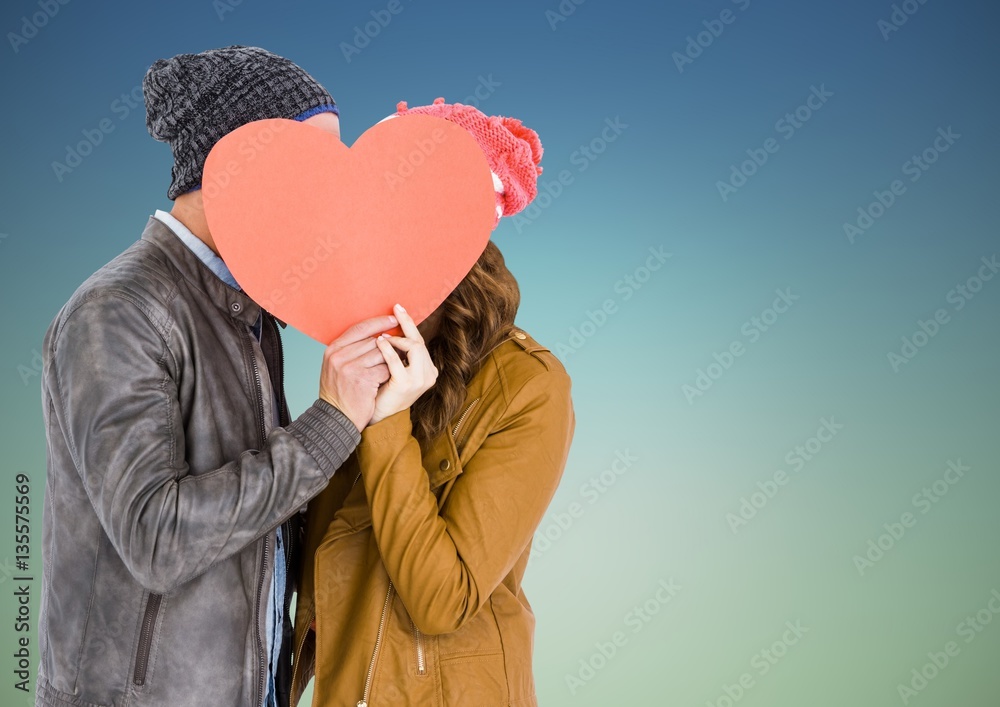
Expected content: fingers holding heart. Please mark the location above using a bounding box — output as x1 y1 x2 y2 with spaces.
367 304 439 424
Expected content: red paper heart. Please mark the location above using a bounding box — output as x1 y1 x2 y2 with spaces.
201 116 496 343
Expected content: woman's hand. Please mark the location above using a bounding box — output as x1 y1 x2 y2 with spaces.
370 303 439 425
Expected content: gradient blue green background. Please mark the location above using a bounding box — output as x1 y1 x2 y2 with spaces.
2 0 998 705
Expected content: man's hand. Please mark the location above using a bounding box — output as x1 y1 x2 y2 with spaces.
319 314 397 431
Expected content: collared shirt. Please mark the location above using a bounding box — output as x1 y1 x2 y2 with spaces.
153 209 286 707
154 210 241 290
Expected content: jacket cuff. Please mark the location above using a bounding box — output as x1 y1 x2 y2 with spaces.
286 399 361 476
358 409 413 449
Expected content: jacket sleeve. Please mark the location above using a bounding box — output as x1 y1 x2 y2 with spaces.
356 366 575 635
48 292 360 595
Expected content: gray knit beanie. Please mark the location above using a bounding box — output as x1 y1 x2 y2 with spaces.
143 45 338 200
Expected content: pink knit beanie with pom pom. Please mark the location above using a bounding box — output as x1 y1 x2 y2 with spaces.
387 97 543 228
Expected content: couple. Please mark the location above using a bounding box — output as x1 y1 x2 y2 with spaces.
36 46 574 707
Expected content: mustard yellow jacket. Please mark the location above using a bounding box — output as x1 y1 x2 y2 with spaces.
291 328 575 707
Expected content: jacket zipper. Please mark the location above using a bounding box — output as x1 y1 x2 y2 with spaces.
452 397 480 450
355 396 483 703
132 592 162 686
129 315 281 693
240 322 270 707
282 516 293 588
447 332 518 449
242 324 269 450
269 312 297 695
255 536 271 707
280 512 294 696
358 580 395 707
410 619 426 676
266 312 290 427
404 397 480 682
400 399 479 681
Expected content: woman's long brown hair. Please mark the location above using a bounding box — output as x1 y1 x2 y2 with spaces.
410 241 520 448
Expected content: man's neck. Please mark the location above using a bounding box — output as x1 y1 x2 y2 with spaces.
170 195 220 256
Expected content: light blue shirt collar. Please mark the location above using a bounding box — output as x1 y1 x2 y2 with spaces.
153 209 241 291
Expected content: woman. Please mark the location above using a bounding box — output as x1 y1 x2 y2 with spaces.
290 101 575 706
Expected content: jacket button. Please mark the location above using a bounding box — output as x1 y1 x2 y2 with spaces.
439 459 451 471
231 302 242 313
514 331 526 340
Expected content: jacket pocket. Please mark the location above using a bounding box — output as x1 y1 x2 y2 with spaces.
36 675 112 707
438 651 507 705
132 592 162 687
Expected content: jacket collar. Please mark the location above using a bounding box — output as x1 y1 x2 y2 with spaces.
140 215 263 328
422 328 543 491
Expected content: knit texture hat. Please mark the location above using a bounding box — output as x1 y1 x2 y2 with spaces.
389 98 543 227
143 45 339 200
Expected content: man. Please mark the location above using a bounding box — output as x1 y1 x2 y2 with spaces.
36 46 390 707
